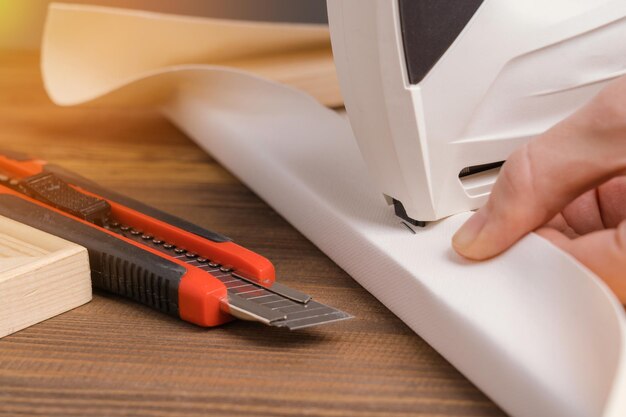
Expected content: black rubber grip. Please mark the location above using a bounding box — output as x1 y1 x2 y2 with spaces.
43 164 231 243
0 194 186 316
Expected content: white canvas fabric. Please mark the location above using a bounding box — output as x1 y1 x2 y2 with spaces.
41 5 626 416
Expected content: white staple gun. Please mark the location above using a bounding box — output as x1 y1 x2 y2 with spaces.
328 0 626 226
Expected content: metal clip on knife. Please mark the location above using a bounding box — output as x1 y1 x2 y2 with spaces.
0 152 351 330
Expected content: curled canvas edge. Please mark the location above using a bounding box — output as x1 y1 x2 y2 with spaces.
40 5 626 417
41 2 330 106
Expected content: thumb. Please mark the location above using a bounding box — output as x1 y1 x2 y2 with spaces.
452 76 626 260
537 223 626 302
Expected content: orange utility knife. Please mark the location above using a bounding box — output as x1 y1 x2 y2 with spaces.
0 151 351 329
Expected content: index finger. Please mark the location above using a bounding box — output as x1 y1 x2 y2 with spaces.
452 76 626 260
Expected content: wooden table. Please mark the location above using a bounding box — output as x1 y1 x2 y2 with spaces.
0 51 505 417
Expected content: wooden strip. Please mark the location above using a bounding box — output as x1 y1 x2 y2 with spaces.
0 215 92 338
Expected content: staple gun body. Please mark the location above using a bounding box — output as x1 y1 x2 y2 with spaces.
328 0 626 225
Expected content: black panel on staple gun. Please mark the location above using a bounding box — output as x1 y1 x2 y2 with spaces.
398 0 484 84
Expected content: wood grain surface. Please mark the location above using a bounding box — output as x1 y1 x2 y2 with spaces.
222 47 343 108
0 50 506 417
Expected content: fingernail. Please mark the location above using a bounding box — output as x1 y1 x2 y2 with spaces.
453 210 488 251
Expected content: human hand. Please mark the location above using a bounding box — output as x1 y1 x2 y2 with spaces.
452 76 626 301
